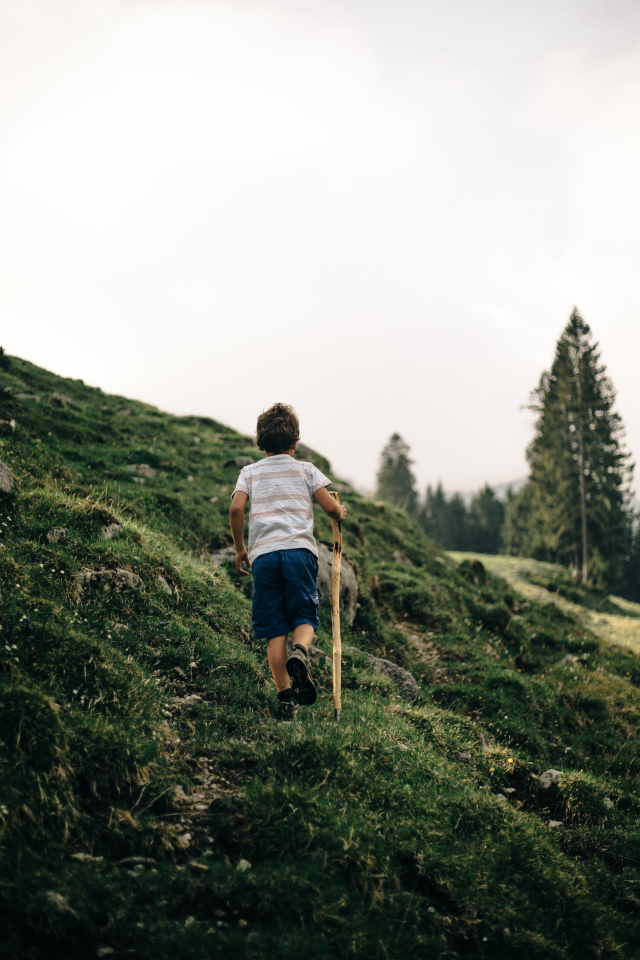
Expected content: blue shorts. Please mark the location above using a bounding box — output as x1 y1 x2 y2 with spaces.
252 548 320 639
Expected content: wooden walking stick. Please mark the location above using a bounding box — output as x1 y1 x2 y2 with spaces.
329 491 342 722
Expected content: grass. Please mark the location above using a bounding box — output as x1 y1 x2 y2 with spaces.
1 355 640 958
451 552 640 656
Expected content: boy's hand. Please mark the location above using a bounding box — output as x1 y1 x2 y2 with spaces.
235 548 251 575
338 504 348 521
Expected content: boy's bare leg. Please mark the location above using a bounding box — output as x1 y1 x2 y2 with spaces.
267 624 315 691
291 622 315 652
267 635 290 691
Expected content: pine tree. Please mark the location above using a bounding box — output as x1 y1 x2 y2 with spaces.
519 308 633 585
467 484 505 553
376 433 419 515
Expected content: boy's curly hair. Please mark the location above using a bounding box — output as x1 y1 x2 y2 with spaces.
256 403 300 454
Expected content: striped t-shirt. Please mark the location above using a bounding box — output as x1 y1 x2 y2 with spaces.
232 454 331 562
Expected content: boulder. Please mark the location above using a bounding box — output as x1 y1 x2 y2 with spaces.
125 464 156 478
343 644 420 703
46 527 67 543
317 543 358 626
102 523 122 540
48 392 73 408
0 461 15 494
210 546 236 565
370 656 420 703
79 567 143 592
539 769 563 789
223 456 255 468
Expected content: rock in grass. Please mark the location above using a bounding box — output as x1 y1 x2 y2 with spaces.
223 456 254 468
342 644 420 703
47 527 67 543
16 392 40 402
79 568 143 592
0 418 16 434
370 657 419 703
317 543 358 626
548 820 564 828
237 859 251 872
210 546 236 565
71 852 103 864
48 392 73 407
156 574 172 594
45 891 74 913
102 523 122 540
126 463 156 478
0 461 15 494
539 769 563 789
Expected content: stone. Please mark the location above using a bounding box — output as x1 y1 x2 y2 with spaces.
317 543 358 626
118 408 131 416
548 820 564 828
0 462 15 494
188 861 209 872
126 463 156 478
371 657 419 703
0 418 16 433
46 891 74 913
460 751 472 760
496 794 507 802
210 546 236 565
223 456 255 468
16 392 41 401
96 949 115 958
539 769 563 789
79 568 143 592
48 392 73 407
343 644 420 703
157 575 172 594
133 477 145 484
237 858 251 872
604 797 614 809
71 852 103 863
102 523 122 540
46 527 67 543
504 788 516 795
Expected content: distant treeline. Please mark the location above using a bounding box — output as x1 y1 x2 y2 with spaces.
376 310 640 601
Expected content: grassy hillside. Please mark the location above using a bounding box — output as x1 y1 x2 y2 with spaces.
1 355 640 959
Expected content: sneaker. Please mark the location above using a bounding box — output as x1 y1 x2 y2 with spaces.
276 696 299 721
286 645 317 706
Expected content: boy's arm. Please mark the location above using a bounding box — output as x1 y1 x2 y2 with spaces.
229 492 251 575
314 486 348 521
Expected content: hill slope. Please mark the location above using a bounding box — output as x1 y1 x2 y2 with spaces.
1 355 640 959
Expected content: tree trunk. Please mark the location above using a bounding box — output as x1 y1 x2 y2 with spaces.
575 367 589 583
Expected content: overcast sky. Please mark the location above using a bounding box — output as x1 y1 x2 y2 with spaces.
2 0 639 493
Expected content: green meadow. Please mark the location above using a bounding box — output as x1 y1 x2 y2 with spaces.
1 355 640 959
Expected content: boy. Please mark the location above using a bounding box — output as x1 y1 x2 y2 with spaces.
229 403 347 719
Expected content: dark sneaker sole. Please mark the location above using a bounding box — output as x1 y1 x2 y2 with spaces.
277 701 299 721
286 654 317 706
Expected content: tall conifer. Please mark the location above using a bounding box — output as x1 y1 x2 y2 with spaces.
522 308 633 584
376 433 419 515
